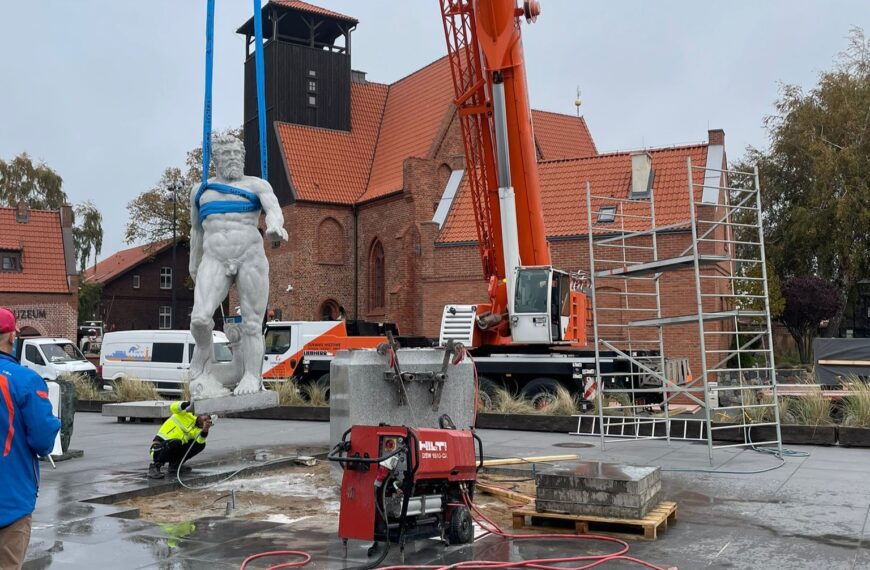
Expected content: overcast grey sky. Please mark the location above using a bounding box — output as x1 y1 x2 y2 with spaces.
1 1 867 259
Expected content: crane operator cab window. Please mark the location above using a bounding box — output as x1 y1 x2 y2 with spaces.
514 268 550 314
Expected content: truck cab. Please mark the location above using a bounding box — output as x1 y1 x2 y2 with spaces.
262 320 431 382
16 337 99 384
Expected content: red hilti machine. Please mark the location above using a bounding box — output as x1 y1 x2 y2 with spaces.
328 417 483 562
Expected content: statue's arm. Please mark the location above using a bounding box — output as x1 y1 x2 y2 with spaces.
189 183 203 282
257 180 288 242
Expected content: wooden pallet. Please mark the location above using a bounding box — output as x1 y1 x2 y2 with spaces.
511 501 677 540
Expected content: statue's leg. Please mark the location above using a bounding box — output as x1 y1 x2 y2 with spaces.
233 251 269 396
189 255 233 398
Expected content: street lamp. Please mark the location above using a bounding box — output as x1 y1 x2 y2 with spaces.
169 182 179 329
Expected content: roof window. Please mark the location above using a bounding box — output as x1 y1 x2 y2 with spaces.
597 206 617 224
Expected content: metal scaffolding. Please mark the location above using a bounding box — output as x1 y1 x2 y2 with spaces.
577 159 784 461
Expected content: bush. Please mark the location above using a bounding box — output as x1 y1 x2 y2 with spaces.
112 377 160 402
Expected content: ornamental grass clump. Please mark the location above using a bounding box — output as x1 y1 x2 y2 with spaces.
841 377 870 427
112 377 160 402
490 388 537 415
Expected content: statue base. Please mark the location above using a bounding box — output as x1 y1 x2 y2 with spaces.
192 390 279 416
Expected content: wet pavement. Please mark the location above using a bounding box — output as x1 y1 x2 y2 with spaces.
22 413 870 569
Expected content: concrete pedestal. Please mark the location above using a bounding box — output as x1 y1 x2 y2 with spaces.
536 461 662 519
192 390 279 416
329 348 475 448
102 400 173 420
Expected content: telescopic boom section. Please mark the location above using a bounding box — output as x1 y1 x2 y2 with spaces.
441 0 550 284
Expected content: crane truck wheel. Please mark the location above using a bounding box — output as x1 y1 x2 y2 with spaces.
476 376 497 411
520 377 563 410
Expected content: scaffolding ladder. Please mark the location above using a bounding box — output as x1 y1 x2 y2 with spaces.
580 159 783 461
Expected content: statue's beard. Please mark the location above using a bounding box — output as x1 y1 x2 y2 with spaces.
222 163 244 180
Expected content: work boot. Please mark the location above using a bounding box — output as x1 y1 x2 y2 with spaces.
148 463 164 479
169 463 193 475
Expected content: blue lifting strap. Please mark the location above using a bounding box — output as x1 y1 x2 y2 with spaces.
196 0 268 222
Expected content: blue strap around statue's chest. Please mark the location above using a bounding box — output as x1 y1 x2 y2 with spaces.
195 181 262 222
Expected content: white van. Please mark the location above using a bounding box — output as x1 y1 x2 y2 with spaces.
100 330 232 395
17 337 99 383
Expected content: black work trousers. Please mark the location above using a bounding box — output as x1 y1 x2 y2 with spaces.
151 437 205 466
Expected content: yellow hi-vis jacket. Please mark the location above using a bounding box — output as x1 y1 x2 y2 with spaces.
155 401 206 445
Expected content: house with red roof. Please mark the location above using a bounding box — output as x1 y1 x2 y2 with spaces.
84 240 201 332
0 202 78 340
233 1 730 377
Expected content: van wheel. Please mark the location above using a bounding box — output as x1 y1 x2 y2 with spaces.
520 377 563 409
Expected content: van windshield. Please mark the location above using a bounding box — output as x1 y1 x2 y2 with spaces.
42 343 87 363
214 342 233 362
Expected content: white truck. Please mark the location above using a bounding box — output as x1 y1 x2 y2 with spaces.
16 337 99 385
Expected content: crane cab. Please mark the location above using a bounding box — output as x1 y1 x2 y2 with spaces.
511 267 586 345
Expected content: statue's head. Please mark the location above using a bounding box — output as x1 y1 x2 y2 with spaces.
212 134 244 181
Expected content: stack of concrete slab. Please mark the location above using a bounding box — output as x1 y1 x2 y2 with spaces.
535 461 662 519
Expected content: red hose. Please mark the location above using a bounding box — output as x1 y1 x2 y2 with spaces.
239 550 311 570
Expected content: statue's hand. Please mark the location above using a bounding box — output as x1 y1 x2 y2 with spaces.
189 266 198 284
266 226 289 242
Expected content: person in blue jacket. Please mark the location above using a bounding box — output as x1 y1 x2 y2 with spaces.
0 307 61 569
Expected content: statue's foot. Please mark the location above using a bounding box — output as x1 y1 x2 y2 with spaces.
233 374 262 396
190 375 231 399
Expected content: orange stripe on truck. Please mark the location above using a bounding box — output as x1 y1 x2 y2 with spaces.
0 375 14 457
36 390 49 399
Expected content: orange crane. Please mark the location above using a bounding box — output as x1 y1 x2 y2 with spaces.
439 0 588 348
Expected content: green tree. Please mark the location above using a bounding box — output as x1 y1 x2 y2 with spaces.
0 152 67 209
745 28 870 335
73 201 103 272
124 128 241 245
78 281 103 323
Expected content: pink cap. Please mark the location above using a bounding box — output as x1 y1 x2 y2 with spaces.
0 307 19 334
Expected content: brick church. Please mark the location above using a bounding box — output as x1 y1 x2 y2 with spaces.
234 1 729 377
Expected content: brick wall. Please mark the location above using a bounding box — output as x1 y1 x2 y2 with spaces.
4 293 78 342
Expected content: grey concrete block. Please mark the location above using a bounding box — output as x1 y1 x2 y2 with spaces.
537 489 663 519
102 401 173 419
536 482 661 509
536 461 660 494
191 390 279 415
534 461 662 519
330 348 475 448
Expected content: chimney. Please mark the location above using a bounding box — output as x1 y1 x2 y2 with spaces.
351 70 367 84
708 129 725 146
60 204 74 228
630 152 653 197
15 199 29 223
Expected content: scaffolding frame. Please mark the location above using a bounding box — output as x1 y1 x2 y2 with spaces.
580 159 784 461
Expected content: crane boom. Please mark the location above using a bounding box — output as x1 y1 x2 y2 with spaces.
440 0 588 348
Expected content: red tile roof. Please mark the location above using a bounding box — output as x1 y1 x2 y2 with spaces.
359 57 458 203
275 57 599 205
532 110 597 159
84 240 172 285
270 0 357 24
438 144 709 243
277 81 389 204
0 208 70 294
